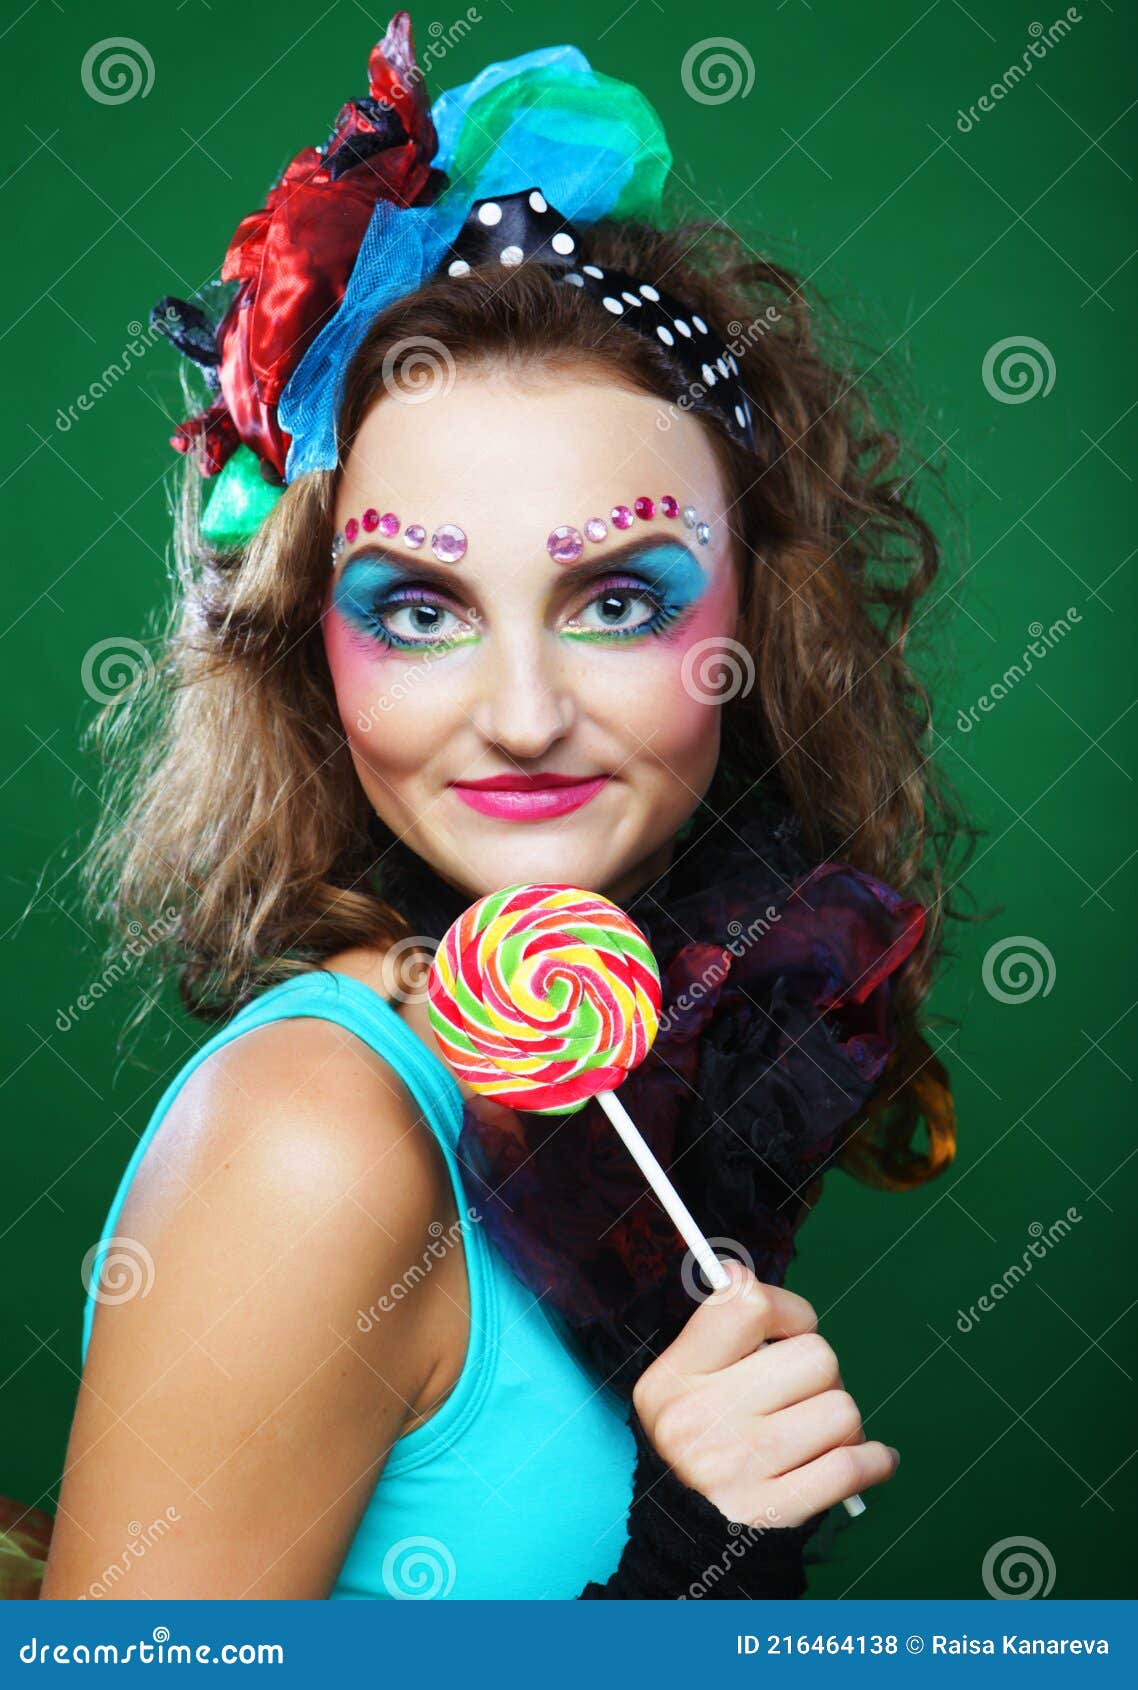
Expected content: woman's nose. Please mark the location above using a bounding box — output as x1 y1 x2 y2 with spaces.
469 635 576 761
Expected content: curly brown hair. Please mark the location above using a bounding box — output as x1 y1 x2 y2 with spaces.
84 215 974 1190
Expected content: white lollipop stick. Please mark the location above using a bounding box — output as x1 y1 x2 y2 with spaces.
595 1087 864 1520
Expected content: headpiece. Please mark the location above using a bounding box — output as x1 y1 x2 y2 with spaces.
152 12 756 550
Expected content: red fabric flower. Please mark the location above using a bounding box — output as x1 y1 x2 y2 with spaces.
171 12 440 480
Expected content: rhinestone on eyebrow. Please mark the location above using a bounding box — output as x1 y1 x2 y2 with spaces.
331 512 466 564
543 495 713 564
330 494 714 565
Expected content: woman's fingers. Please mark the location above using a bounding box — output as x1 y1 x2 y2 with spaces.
758 1389 866 1476
652 1268 818 1380
759 1442 900 1530
731 1329 843 1414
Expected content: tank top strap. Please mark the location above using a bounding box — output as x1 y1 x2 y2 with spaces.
81 969 497 1425
229 970 466 1154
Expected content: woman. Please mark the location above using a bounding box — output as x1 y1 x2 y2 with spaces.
39 15 960 1601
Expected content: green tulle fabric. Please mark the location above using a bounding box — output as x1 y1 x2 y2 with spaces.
443 65 671 225
200 445 283 547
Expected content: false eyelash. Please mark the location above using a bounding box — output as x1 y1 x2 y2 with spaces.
349 574 692 652
564 575 690 642
350 585 473 651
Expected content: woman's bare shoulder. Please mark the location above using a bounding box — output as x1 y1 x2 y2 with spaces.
143 987 445 1224
42 983 455 1598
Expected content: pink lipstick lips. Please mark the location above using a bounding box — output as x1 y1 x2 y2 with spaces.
449 772 611 821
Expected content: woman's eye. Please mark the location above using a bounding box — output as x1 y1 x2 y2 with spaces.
380 601 469 645
571 586 662 635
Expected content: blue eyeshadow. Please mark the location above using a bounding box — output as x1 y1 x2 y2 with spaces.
627 542 708 607
332 559 405 631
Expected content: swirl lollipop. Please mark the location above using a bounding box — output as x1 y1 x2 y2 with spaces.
428 882 867 1518
427 883 730 1291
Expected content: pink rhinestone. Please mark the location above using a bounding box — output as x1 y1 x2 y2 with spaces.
547 525 584 565
633 496 655 520
431 523 467 564
583 517 607 543
379 511 400 537
610 504 634 530
361 508 380 532
660 495 679 518
404 524 426 549
344 517 359 543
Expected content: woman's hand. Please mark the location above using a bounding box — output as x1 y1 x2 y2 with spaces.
630 1263 899 1528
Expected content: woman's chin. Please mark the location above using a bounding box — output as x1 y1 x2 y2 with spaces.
442 832 624 899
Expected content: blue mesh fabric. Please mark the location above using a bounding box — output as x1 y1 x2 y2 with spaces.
277 198 466 480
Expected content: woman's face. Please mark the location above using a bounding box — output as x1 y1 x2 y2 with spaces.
323 367 741 904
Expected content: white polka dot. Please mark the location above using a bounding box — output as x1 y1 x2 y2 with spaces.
551 231 575 255
602 295 624 314
563 271 584 286
692 313 708 334
701 362 715 384
478 201 502 226
674 318 692 337
447 258 471 277
727 353 739 373
656 324 675 346
583 264 604 279
500 245 523 266
621 290 641 307
528 189 547 213
639 283 660 301
734 404 746 428
716 356 729 378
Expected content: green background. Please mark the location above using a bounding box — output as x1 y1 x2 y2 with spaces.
2 0 1134 1600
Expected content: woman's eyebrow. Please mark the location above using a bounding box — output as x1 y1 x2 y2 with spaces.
335 532 704 583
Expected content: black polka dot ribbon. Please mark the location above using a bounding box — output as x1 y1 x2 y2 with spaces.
436 187 755 452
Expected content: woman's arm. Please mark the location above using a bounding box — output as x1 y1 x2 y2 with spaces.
41 1018 459 1600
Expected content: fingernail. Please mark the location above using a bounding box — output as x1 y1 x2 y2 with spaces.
888 1445 901 1466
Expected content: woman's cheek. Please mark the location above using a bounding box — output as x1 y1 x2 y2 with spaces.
322 606 442 753
587 589 737 754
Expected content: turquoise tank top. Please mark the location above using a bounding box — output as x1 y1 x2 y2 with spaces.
79 970 635 1599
